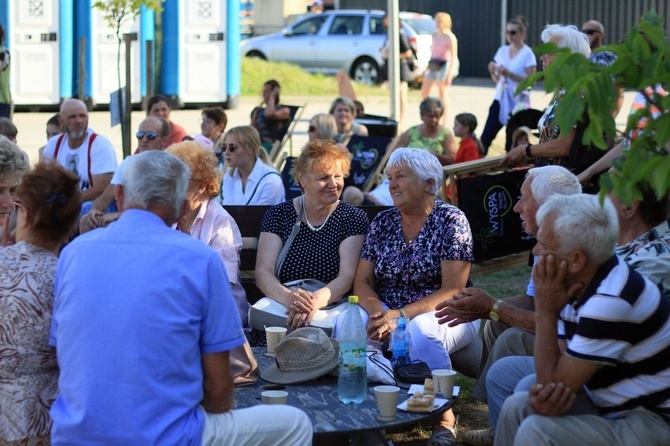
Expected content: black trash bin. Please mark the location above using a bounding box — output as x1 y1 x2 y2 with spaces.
355 114 398 138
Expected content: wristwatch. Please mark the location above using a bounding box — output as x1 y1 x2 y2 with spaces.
489 300 504 322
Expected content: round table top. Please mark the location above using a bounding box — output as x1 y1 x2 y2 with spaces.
234 347 456 437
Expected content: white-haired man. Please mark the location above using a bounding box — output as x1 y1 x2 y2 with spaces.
495 193 670 445
50 151 312 445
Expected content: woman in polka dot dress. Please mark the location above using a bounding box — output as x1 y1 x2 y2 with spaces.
251 140 369 337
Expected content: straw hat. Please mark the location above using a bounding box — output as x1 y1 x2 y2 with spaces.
261 327 339 384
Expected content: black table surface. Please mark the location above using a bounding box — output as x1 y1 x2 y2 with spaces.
233 347 456 437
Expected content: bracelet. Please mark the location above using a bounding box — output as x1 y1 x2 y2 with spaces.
525 144 533 157
399 307 408 319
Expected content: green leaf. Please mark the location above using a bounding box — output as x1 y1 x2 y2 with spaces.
632 35 651 65
650 156 670 198
654 113 670 148
554 93 583 139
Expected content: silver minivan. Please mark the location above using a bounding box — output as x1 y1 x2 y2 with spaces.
241 9 427 84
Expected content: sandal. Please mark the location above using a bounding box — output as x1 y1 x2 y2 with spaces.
461 427 494 446
426 426 457 446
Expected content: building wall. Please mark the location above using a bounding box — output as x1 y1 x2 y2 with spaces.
339 0 670 77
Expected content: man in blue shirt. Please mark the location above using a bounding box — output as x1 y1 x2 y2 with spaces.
50 150 312 445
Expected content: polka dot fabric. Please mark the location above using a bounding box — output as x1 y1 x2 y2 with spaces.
261 200 369 283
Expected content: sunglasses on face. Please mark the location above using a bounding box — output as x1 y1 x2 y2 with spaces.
136 131 158 140
506 30 518 35
224 144 238 153
582 29 599 35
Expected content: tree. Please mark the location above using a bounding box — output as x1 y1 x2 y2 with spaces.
519 11 670 204
93 0 163 93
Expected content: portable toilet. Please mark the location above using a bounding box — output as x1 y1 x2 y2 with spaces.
161 0 228 106
2 0 73 106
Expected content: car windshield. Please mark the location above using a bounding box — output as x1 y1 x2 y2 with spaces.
403 18 435 35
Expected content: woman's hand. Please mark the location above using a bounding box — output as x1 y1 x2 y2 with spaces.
366 309 400 342
286 288 318 329
499 144 529 167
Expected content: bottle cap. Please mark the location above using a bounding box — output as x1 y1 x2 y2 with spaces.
348 295 359 304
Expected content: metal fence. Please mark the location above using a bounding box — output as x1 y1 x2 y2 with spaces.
339 0 670 78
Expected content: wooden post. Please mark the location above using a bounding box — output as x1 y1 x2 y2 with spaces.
78 37 86 101
122 34 133 159
144 40 154 110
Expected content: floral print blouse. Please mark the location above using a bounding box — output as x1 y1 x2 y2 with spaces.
360 199 474 309
0 242 59 444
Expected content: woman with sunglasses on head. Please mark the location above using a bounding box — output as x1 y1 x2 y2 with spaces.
307 113 337 142
220 125 284 206
0 162 81 444
480 16 537 155
147 94 188 146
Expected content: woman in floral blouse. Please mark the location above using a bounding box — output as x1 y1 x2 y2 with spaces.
0 162 81 444
354 148 480 446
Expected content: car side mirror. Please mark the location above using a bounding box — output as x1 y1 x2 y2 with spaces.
282 27 293 37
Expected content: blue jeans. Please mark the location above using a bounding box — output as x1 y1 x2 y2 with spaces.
485 356 535 431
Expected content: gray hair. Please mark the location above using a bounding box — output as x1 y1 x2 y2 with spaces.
536 194 618 265
329 96 356 115
0 135 29 180
310 113 337 140
526 165 581 204
387 148 443 195
419 97 445 117
541 24 591 57
121 151 190 221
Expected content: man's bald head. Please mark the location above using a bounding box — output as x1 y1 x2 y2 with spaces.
60 99 89 141
582 20 605 50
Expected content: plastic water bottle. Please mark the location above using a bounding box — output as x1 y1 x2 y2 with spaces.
337 295 368 404
391 317 411 367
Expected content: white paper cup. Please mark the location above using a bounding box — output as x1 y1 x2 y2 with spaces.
432 369 458 398
374 385 400 420
265 326 287 356
261 390 288 405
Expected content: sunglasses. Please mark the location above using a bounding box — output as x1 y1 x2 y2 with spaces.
136 131 158 140
13 200 24 211
308 125 317 132
224 144 238 153
582 29 599 35
506 30 518 35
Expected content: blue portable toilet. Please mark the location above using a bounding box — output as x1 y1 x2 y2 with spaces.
161 0 238 108
2 0 73 105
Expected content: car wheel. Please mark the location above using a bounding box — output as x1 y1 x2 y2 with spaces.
246 50 267 60
351 57 379 85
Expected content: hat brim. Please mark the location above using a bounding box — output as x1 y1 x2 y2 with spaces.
261 337 340 384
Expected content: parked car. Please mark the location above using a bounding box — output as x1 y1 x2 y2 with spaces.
241 9 428 85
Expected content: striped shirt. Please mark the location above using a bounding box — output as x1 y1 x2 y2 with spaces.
558 256 670 420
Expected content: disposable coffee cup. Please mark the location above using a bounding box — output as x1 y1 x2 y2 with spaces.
432 369 457 398
261 390 288 405
374 385 400 421
265 326 287 356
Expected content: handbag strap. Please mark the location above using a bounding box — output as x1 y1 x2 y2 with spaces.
245 171 281 205
275 200 302 277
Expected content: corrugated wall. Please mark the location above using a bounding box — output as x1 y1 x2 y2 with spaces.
339 0 670 77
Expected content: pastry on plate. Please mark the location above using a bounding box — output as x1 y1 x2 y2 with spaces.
406 392 435 412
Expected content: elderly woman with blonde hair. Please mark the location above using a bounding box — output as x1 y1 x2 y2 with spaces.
307 113 338 141
329 96 368 145
354 147 479 445
166 141 249 327
250 139 369 335
220 125 284 206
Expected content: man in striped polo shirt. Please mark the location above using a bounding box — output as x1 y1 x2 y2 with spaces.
495 193 670 445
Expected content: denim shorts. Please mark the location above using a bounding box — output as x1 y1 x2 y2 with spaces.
425 61 449 81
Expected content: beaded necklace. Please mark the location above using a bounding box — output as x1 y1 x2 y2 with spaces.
302 195 336 232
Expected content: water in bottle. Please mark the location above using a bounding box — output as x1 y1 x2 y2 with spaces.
337 295 368 404
391 316 410 367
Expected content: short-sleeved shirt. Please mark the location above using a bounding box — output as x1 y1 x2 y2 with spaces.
261 200 368 283
558 256 670 419
406 126 450 154
221 159 285 205
111 155 131 185
456 136 482 163
42 128 117 191
616 221 670 294
360 199 474 309
492 44 536 102
50 209 245 444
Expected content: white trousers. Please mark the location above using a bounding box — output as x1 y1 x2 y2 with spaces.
201 405 312 446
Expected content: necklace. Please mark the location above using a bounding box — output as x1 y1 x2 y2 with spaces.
302 195 335 232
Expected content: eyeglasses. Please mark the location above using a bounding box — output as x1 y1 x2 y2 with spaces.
582 29 599 35
224 144 238 153
136 131 158 140
308 125 317 132
13 200 24 212
506 30 518 35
